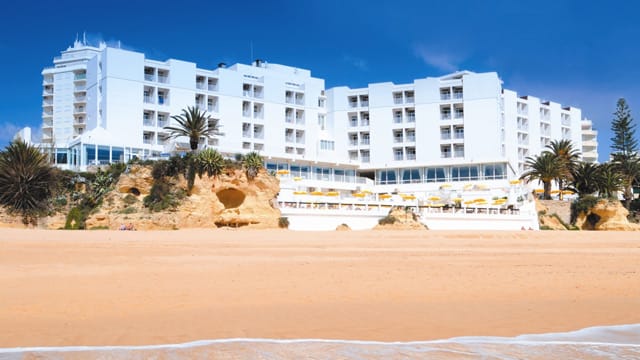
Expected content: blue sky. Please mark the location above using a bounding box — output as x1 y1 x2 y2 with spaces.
1 0 639 162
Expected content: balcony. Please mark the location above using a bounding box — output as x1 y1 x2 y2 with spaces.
285 115 294 123
454 112 464 119
42 99 53 107
349 139 358 146
144 96 154 104
144 74 155 82
349 101 358 108
157 95 168 106
406 114 416 122
74 95 86 103
243 131 252 138
143 120 155 127
360 139 370 145
43 119 53 127
43 88 54 96
208 104 219 113
393 116 403 124
157 75 169 84
74 73 86 81
360 120 370 127
440 93 451 100
360 101 369 107
197 82 207 90
74 107 86 113
42 110 53 117
74 85 86 92
405 135 416 142
441 113 451 120
405 96 414 103
453 91 463 99
286 135 295 143
393 137 403 143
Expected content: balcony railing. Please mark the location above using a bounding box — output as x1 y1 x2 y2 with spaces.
360 139 370 145
440 93 451 100
360 120 370 126
454 150 465 157
349 140 358 146
406 136 416 142
441 114 451 120
406 153 416 160
394 137 404 143
349 102 358 108
393 97 403 104
197 83 207 90
144 74 155 82
441 152 451 158
441 134 451 140
453 92 463 99
360 101 369 107
144 96 154 104
405 96 414 103
208 84 218 91
394 116 403 124
157 75 168 83
406 114 416 122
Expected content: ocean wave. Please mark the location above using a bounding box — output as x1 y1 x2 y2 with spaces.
2 323 639 359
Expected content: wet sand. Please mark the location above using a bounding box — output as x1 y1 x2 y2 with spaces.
0 228 638 347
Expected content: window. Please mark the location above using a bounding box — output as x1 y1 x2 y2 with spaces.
440 126 451 140
393 130 404 143
360 132 370 145
320 140 335 151
348 133 358 146
405 129 415 142
393 147 403 161
402 168 421 183
451 166 479 181
378 169 397 184
484 164 506 180
405 147 416 160
454 126 464 139
441 145 451 158
425 167 446 182
318 114 326 130
394 110 403 123
360 150 370 163
393 92 403 104
453 144 464 157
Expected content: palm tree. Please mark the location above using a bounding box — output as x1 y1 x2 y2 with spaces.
612 154 640 208
241 151 263 180
520 152 562 200
164 106 223 152
195 148 224 179
545 139 581 200
568 162 601 197
598 162 624 199
0 140 56 225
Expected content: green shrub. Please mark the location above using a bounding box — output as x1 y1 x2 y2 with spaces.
123 194 138 205
65 206 86 229
278 217 289 228
570 195 600 224
118 206 138 214
378 215 397 225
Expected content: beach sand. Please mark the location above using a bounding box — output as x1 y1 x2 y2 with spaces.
0 229 639 348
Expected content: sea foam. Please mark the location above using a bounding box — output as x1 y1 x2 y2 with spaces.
1 323 639 359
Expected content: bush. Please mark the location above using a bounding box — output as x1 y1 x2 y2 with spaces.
278 217 289 228
570 195 600 225
118 206 138 214
378 215 397 225
143 180 183 212
65 206 87 229
123 194 138 205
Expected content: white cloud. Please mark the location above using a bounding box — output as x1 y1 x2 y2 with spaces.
413 44 460 73
0 122 23 144
343 55 368 71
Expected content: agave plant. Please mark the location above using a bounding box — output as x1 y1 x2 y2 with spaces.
242 151 263 180
0 140 56 225
195 148 224 178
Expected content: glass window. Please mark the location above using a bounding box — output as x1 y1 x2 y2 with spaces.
402 168 421 184
378 169 397 185
425 167 446 182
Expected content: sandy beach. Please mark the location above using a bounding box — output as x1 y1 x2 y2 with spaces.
0 229 639 348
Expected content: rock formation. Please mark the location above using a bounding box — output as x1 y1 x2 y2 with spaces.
575 199 640 231
374 206 427 230
84 165 281 230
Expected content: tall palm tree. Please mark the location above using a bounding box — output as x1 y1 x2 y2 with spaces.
164 106 223 152
241 151 263 180
598 162 625 199
520 152 562 200
568 162 601 197
612 154 640 208
0 140 56 225
545 139 581 200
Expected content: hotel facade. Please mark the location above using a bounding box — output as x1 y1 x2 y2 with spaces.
32 40 598 194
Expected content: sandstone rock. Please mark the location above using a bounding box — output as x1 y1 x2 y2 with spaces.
85 167 281 230
336 224 351 231
374 206 427 230
576 199 640 231
117 165 154 195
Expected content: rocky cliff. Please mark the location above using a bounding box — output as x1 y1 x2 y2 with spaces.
575 199 640 231
83 165 281 230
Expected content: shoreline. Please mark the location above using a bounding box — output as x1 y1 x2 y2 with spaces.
1 229 639 347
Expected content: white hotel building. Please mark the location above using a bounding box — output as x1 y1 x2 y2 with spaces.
34 40 598 194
